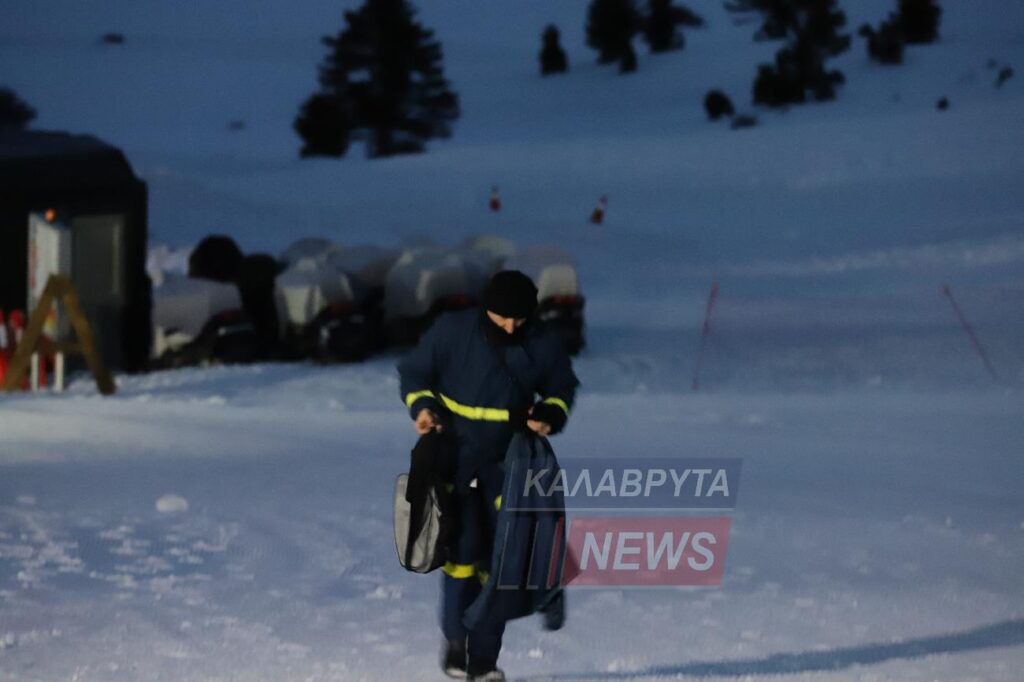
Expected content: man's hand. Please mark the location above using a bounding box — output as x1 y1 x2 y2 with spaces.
415 408 443 434
526 405 552 436
526 419 552 436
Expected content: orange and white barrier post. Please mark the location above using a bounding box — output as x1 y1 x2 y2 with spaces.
30 352 40 391
54 351 65 392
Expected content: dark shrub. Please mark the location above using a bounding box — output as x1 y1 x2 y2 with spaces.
540 25 569 75
189 235 243 283
0 87 36 129
704 90 735 120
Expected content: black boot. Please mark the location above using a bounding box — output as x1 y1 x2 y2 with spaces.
441 638 468 679
540 589 566 631
467 661 506 681
466 628 504 680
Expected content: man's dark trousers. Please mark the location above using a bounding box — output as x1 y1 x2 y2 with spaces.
442 465 505 669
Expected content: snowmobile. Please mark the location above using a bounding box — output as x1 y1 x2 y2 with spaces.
505 247 585 354
382 247 487 346
278 236 339 268
154 308 263 369
325 244 400 355
275 257 377 362
151 275 264 368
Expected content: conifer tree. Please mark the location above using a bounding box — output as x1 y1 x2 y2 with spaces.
0 87 36 130
748 1 851 106
620 42 639 72
724 0 797 40
645 0 685 52
898 0 941 44
859 17 904 64
294 0 458 158
587 0 642 69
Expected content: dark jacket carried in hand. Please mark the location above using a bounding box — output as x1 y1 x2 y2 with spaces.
463 431 568 630
397 308 579 488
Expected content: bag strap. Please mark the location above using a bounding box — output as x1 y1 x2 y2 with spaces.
491 340 536 409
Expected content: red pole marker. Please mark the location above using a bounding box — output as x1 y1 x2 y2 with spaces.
489 185 501 212
941 284 998 381
0 309 8 385
590 196 607 225
9 310 25 347
7 310 26 390
692 281 719 391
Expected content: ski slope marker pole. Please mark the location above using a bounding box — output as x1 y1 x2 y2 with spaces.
692 281 719 391
940 284 998 381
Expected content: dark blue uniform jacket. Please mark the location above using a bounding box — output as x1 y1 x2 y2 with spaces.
397 308 579 488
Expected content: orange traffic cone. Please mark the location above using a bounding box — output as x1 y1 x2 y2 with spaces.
590 196 608 225
489 185 501 212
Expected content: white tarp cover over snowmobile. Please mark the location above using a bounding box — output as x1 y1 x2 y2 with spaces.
279 237 339 267
504 246 580 300
275 257 358 327
146 244 191 288
454 235 517 282
383 248 487 320
326 244 400 289
152 275 241 338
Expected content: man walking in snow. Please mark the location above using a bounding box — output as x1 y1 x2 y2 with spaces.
398 270 579 680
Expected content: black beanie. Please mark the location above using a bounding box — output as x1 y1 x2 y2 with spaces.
483 270 538 319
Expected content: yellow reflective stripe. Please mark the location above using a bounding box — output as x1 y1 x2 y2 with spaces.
494 495 502 511
477 569 489 585
542 397 570 417
442 562 476 579
405 390 436 408
438 393 509 422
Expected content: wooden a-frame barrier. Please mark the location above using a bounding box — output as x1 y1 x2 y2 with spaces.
1 274 115 395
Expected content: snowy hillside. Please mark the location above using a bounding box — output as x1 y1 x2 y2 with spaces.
2 0 1024 680
4 0 1023 385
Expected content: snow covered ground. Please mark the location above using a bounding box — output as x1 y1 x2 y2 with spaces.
2 0 1024 679
2 369 1023 680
